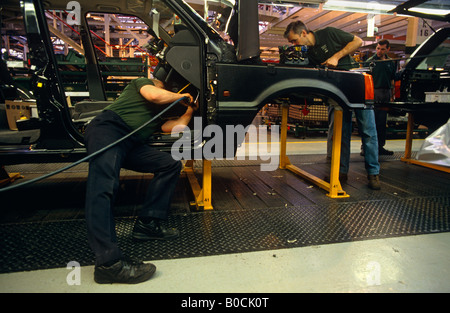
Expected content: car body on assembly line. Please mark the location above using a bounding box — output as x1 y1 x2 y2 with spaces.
0 0 447 168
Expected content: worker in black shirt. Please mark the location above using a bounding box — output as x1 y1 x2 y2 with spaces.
284 21 381 190
365 39 396 155
285 23 360 70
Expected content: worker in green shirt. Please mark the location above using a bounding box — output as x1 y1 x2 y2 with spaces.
84 77 195 284
365 39 397 155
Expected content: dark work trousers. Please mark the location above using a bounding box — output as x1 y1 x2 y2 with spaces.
374 88 391 149
84 110 182 265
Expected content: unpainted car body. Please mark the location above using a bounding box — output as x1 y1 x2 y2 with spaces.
0 0 380 166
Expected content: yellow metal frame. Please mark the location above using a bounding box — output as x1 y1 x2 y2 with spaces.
401 113 450 174
279 104 349 198
0 166 23 188
184 159 213 210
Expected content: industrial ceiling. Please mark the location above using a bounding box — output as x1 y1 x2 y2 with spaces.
1 0 449 61
185 0 449 60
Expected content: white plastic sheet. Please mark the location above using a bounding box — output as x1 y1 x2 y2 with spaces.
416 118 450 167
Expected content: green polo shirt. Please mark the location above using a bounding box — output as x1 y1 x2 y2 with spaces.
307 27 358 70
105 78 162 141
365 54 396 89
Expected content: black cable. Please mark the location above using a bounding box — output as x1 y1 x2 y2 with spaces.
0 96 188 193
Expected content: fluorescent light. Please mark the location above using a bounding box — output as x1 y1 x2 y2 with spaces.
269 3 295 7
324 0 450 16
324 1 396 14
409 8 450 16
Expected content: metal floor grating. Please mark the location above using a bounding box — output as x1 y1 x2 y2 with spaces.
1 153 449 273
1 197 449 273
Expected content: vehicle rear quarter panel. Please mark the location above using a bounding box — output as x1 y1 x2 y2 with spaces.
215 63 366 112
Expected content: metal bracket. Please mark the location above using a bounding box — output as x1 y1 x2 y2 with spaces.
0 166 23 188
401 113 450 173
184 159 213 210
279 104 349 198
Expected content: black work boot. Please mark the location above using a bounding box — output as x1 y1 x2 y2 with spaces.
94 259 156 284
379 148 394 155
132 218 180 241
368 174 381 190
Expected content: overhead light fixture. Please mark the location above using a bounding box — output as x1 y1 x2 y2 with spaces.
323 1 396 14
256 0 449 19
268 3 295 7
258 1 326 7
388 0 450 22
405 7 450 16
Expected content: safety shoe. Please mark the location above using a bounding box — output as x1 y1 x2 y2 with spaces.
132 218 180 241
94 259 156 284
368 175 381 190
379 148 394 155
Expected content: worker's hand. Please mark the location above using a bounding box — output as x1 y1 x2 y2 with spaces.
190 98 199 111
321 56 339 68
180 93 194 106
184 98 198 116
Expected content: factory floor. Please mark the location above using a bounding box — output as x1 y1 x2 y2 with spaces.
1 134 449 295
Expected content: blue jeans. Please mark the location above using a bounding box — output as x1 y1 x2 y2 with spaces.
340 108 380 176
84 110 182 265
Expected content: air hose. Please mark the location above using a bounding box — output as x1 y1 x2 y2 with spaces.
0 96 188 193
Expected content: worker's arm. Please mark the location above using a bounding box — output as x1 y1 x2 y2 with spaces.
161 100 198 133
161 106 195 133
322 35 363 68
140 84 193 106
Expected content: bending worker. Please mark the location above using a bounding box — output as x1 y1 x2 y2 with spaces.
84 77 195 284
284 21 381 190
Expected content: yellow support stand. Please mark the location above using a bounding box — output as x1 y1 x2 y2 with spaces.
0 166 23 188
401 113 450 174
279 104 349 198
184 159 213 210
